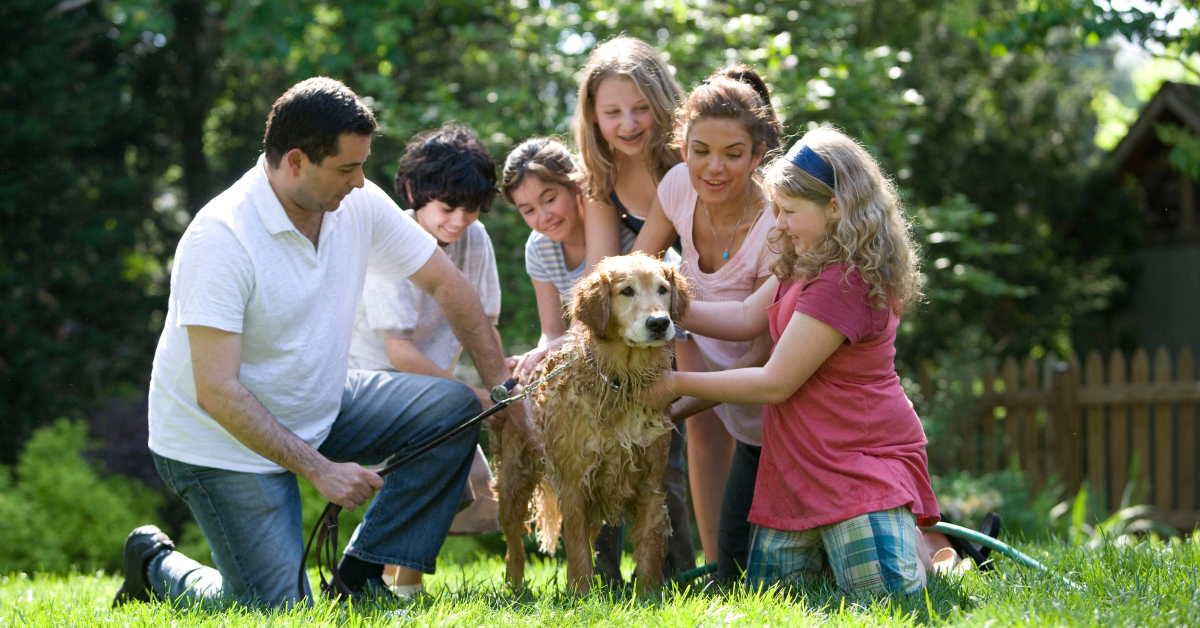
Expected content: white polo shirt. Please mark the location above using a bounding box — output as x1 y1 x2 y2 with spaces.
148 156 437 473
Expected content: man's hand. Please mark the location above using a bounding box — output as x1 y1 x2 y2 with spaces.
640 370 680 411
308 461 384 510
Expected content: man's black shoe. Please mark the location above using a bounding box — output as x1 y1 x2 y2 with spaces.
112 525 175 607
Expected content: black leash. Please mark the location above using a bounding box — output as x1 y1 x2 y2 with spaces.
298 362 572 600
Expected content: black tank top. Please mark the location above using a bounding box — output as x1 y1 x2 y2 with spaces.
611 191 681 252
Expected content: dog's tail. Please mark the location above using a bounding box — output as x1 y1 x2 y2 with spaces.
532 479 563 554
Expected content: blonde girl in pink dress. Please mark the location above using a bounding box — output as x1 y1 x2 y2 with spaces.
642 127 943 595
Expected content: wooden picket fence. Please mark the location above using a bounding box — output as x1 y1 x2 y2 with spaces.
936 346 1199 531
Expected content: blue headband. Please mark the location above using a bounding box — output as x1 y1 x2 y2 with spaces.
786 143 835 189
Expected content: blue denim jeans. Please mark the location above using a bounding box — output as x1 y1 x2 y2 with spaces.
148 369 481 607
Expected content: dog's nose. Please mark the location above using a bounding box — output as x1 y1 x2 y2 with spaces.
645 316 671 335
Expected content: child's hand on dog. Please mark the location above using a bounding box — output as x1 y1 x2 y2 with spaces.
668 395 716 422
639 369 680 411
509 335 571 384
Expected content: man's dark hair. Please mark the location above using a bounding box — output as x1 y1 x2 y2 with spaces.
263 77 377 168
394 124 497 213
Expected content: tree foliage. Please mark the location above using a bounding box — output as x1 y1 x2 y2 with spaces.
2 0 1191 461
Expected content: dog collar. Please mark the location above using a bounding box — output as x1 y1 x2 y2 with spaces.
596 370 622 392
584 347 623 393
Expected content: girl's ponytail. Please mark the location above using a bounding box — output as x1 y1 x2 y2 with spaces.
676 64 781 155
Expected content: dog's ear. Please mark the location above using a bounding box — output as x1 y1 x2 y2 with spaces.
664 264 690 321
572 269 611 339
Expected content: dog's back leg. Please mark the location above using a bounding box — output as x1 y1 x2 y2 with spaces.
498 432 539 592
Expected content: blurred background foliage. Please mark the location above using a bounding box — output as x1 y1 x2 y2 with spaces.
1 0 1198 472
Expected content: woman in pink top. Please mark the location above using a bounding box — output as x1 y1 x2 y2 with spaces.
643 127 940 595
634 65 781 583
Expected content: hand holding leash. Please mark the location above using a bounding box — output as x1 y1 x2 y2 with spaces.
308 461 383 511
299 362 571 600
490 377 518 403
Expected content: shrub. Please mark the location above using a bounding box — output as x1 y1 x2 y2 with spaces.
931 468 1061 541
0 419 162 574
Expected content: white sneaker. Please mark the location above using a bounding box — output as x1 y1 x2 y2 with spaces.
387 583 425 600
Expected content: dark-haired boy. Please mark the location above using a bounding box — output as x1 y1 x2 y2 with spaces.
115 78 521 608
347 123 505 597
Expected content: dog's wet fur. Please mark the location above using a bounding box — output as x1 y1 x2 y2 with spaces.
494 253 690 595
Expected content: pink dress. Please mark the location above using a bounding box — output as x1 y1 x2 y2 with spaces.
750 264 940 530
658 163 774 446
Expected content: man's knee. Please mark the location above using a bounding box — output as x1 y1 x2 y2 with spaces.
435 378 482 417
407 377 481 450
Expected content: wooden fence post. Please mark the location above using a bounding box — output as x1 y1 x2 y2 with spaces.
1131 349 1151 504
964 376 980 474
1085 351 1106 506
1002 357 1020 472
982 365 998 474
1153 346 1173 514
1109 350 1129 510
1022 356 1040 489
1181 348 1195 515
1052 356 1082 493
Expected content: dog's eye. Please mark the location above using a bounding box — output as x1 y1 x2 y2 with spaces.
658 285 669 295
619 286 635 297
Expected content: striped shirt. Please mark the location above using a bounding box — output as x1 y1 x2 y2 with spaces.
524 225 637 303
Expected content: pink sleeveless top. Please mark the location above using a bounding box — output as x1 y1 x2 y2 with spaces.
658 163 774 446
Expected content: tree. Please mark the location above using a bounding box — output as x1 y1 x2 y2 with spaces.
5 0 1186 462
0 0 177 461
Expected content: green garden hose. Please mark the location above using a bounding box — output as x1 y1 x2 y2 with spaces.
669 521 1084 591
921 521 1084 590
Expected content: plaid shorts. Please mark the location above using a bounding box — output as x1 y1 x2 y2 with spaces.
746 507 926 595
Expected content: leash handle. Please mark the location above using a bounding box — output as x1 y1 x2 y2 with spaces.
486 360 572 406
490 378 517 404
299 501 345 599
299 394 515 600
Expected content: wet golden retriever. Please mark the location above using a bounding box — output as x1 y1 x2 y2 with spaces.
494 253 689 594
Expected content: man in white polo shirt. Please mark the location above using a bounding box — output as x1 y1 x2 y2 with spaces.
113 77 521 608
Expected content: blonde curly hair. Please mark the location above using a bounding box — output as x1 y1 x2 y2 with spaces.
765 126 923 313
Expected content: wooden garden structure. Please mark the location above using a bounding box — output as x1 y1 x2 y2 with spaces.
941 347 1199 531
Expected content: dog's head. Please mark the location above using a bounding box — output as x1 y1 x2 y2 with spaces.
570 252 690 346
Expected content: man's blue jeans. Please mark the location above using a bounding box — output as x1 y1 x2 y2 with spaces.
147 369 481 607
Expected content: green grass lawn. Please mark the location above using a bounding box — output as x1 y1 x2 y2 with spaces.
2 534 1198 627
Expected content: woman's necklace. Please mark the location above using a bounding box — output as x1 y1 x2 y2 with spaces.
705 202 750 260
